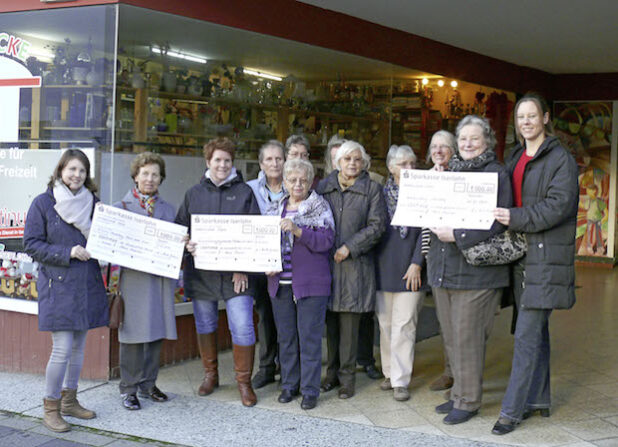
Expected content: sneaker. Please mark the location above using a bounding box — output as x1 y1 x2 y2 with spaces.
380 378 392 391
393 387 410 401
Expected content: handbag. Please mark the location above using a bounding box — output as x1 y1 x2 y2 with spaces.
461 230 527 266
106 264 124 329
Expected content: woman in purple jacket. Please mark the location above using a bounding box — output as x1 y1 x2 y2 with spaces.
23 149 108 433
265 158 335 410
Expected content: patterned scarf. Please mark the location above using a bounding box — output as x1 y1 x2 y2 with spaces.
267 191 335 248
448 150 496 171
132 188 158 217
384 175 408 239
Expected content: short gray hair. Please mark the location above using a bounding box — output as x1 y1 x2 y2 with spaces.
285 134 310 154
283 158 314 186
324 135 347 174
334 140 371 171
456 115 497 152
258 140 285 163
386 145 417 171
426 130 456 163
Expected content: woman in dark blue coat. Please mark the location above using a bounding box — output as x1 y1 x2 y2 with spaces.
23 149 108 433
375 144 428 403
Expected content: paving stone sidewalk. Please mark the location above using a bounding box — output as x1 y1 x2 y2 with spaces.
0 411 188 447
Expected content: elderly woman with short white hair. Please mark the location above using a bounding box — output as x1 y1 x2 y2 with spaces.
375 145 428 402
427 130 456 171
317 140 387 399
265 158 334 410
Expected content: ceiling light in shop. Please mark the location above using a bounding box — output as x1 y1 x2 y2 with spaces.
421 78 429 85
244 69 282 81
150 46 207 64
450 80 458 88
437 79 445 87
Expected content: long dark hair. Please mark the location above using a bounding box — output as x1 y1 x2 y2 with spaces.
47 149 98 193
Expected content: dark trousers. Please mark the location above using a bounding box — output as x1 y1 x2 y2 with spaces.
270 285 327 397
356 312 377 367
119 340 163 395
325 311 362 388
500 261 552 422
254 275 278 375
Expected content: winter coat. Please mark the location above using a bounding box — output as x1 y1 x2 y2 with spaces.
23 188 109 331
114 190 178 343
317 170 387 312
175 172 260 301
427 156 513 290
506 136 579 309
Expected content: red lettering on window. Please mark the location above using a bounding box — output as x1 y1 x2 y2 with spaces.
6 36 21 57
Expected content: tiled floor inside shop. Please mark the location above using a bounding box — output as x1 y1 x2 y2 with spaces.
3 265 618 447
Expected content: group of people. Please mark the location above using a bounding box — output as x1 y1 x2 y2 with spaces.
24 92 578 436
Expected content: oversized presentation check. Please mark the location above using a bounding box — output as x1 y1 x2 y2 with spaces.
391 169 498 230
191 215 281 272
86 203 188 279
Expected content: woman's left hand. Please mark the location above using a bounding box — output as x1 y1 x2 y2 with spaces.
334 245 350 263
494 207 511 226
280 218 302 238
403 263 422 291
232 273 248 293
430 227 455 242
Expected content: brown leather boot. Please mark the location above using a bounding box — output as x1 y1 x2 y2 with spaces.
43 398 70 433
61 388 96 419
233 344 257 407
197 332 219 396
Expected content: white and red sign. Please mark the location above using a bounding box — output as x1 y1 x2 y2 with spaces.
0 33 41 143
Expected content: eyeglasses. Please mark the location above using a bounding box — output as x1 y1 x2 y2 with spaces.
285 177 309 186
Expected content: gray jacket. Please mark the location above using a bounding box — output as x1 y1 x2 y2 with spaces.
114 191 178 343
506 137 579 309
317 170 387 312
427 155 512 290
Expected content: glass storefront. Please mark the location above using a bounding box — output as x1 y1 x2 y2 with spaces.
0 4 520 310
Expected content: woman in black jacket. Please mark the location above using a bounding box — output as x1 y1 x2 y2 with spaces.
176 137 261 407
492 93 579 435
428 115 512 425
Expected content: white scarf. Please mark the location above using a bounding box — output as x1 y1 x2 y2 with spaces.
53 180 94 239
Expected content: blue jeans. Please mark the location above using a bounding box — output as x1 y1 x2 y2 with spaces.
500 262 552 422
270 286 327 397
192 296 255 346
45 330 88 399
